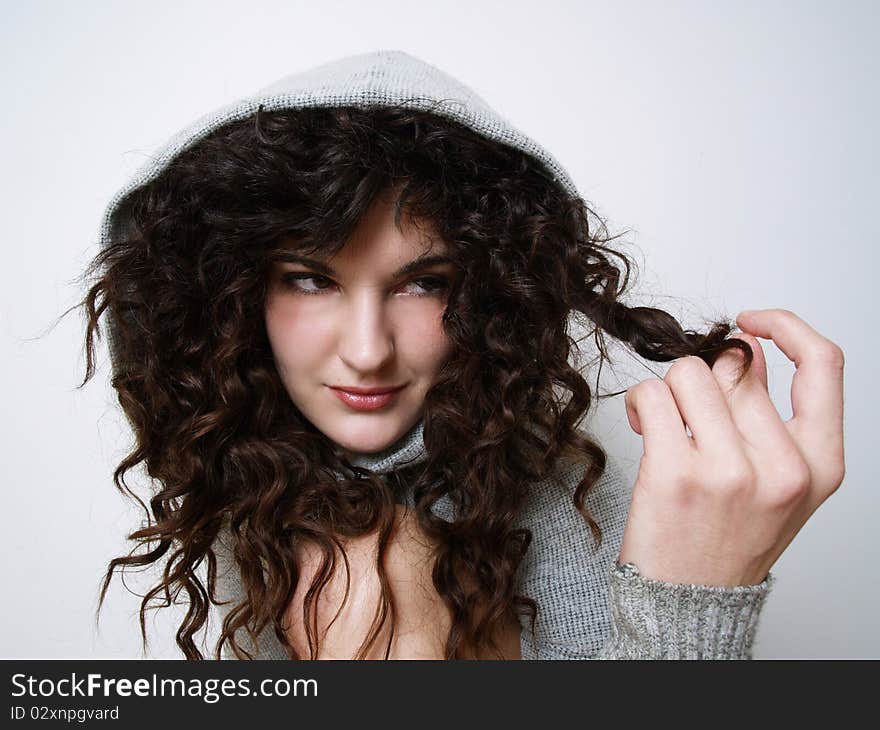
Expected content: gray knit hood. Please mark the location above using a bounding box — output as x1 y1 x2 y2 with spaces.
97 50 581 366
99 49 580 250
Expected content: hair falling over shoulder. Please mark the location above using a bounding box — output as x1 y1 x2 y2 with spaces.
74 105 755 659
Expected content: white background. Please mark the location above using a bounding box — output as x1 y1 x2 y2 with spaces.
2 0 876 658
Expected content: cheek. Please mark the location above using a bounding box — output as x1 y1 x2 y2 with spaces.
400 304 454 367
264 297 328 367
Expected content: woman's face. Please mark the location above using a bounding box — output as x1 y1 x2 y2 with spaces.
264 194 457 456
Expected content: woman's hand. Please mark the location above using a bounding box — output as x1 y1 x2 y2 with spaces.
617 308 845 586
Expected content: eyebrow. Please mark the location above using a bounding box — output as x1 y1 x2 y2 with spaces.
272 251 456 279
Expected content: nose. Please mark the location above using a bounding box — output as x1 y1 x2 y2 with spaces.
337 289 395 374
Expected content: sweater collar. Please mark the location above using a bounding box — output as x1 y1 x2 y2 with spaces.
343 417 429 475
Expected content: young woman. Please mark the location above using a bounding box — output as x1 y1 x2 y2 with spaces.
79 50 845 660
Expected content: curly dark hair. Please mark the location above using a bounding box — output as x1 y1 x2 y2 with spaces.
74 104 754 660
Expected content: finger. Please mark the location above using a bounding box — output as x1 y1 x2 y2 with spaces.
711 333 767 402
736 308 844 427
663 356 748 464
736 308 845 486
624 378 693 459
711 333 799 464
717 332 768 392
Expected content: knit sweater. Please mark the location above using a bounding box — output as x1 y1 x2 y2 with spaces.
212 416 774 660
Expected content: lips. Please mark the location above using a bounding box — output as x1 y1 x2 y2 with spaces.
328 384 405 411
330 385 404 395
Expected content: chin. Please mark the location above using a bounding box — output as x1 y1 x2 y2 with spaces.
327 416 409 455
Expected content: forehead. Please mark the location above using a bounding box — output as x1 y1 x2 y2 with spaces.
342 194 447 261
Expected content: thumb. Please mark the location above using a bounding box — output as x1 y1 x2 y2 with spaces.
624 387 643 436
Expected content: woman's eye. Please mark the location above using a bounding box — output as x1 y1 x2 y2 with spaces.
278 273 450 297
405 276 450 297
279 273 334 295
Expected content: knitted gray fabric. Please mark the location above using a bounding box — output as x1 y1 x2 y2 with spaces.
212 418 774 661
98 49 774 659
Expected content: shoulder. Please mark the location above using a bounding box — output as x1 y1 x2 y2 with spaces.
513 451 635 658
517 450 634 538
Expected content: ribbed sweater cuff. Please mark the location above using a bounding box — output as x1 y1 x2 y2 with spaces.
598 561 775 660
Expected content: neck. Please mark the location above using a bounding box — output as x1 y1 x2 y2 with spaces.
339 417 429 475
